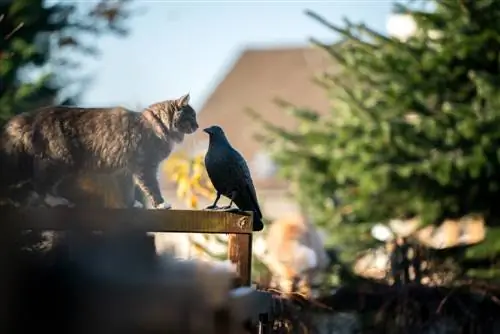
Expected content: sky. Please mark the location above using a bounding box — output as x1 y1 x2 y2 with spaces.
79 1 397 111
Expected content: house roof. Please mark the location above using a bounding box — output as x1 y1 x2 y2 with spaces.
162 45 334 191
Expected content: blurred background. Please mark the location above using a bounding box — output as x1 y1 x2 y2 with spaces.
3 0 500 297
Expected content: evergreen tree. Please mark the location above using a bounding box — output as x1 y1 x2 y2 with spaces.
0 0 134 122
249 0 500 279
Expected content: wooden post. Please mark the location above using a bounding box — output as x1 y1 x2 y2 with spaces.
228 233 253 287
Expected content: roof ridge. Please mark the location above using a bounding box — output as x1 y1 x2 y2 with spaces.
242 44 313 52
239 38 340 53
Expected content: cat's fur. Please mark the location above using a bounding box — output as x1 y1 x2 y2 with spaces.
30 93 198 208
0 111 38 205
56 171 142 208
0 93 197 208
0 112 141 208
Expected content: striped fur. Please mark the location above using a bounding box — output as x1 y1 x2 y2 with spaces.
0 94 198 208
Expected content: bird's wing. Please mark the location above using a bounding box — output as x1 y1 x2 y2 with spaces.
232 149 263 219
245 182 262 219
204 149 232 195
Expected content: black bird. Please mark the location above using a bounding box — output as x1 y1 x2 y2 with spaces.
203 125 264 231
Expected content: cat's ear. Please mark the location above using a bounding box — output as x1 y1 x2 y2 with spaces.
176 93 190 108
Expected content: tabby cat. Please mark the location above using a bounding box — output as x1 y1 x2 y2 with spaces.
0 113 144 208
29 93 198 208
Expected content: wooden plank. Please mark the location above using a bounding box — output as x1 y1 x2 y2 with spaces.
1 208 254 234
228 233 253 286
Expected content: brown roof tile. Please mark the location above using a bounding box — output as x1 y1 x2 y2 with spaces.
162 45 334 191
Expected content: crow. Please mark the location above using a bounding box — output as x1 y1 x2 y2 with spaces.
203 125 264 231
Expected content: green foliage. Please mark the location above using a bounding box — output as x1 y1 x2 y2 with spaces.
0 0 134 122
250 0 500 279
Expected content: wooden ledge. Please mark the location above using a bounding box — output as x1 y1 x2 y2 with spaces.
0 208 254 234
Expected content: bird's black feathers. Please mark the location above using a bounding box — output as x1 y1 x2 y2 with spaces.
203 125 264 231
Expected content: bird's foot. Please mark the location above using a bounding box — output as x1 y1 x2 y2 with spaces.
44 194 75 208
219 207 241 213
155 202 172 210
204 205 239 213
217 204 241 213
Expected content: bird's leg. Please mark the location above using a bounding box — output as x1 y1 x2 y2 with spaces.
220 191 237 210
205 192 221 209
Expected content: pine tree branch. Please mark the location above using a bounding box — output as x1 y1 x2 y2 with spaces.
357 21 414 50
2 18 23 41
393 3 414 15
273 97 320 123
321 74 379 122
305 10 375 50
245 107 303 144
309 38 349 68
458 0 472 19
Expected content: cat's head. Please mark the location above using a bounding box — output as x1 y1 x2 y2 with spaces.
146 93 199 135
168 93 198 134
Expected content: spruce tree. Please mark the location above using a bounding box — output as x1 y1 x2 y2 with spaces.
0 0 134 122
249 0 500 278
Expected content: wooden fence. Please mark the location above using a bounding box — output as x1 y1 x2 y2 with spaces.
0 207 287 334
0 208 254 285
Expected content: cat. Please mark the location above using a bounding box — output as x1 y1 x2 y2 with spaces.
26 93 197 209
0 111 144 208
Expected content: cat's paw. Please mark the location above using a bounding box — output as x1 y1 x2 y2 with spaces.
133 200 144 208
155 202 172 210
44 194 75 208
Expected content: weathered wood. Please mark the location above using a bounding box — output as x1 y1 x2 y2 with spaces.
228 233 253 286
1 208 253 234
2 207 256 291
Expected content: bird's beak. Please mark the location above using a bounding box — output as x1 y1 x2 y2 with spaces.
203 128 210 134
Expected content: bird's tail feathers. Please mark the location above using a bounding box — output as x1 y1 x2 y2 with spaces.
253 214 264 232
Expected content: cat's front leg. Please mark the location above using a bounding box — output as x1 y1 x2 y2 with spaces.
133 167 171 209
